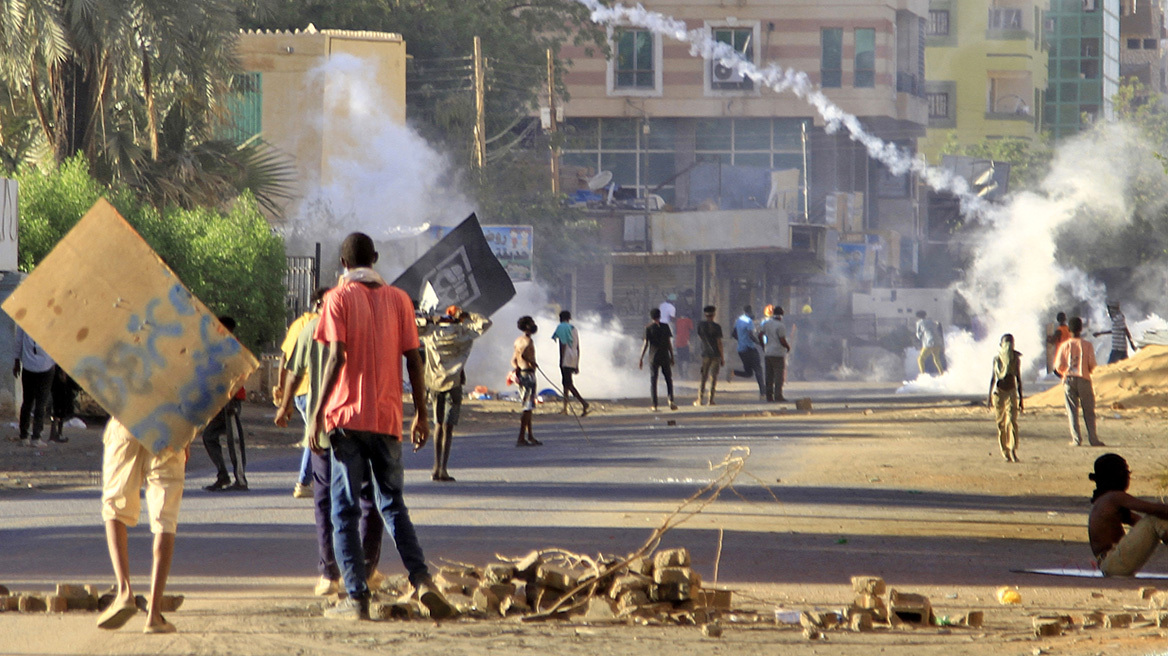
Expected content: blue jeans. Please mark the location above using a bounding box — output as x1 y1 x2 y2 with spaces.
329 429 430 599
312 450 382 579
294 395 312 486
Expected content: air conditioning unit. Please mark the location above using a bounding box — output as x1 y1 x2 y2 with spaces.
713 61 744 84
1082 0 1096 10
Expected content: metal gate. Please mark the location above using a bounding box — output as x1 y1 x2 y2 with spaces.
285 243 320 325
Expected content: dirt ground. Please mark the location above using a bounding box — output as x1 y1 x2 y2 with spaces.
5 387 1168 655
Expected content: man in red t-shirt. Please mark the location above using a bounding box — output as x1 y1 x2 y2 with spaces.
310 233 453 621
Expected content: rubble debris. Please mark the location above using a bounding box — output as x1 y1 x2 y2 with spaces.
1139 586 1157 600
850 611 873 632
888 589 933 626
701 622 723 638
852 576 886 596
1105 612 1133 629
796 398 813 412
1032 616 1068 637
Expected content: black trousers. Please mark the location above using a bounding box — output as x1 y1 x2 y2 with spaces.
764 355 786 402
649 359 674 407
19 368 54 440
203 399 246 484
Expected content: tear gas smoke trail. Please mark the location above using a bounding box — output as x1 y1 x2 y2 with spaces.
578 1 1159 394
576 0 988 215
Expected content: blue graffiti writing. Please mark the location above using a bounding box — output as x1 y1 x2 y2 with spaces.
133 314 242 452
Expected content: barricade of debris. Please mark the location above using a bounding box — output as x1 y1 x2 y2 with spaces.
0 583 182 615
362 546 743 632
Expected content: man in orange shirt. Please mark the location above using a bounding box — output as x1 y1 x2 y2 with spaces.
1054 316 1105 448
310 233 453 621
1045 311 1071 375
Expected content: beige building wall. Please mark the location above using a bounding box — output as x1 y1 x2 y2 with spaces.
560 0 928 128
237 27 407 221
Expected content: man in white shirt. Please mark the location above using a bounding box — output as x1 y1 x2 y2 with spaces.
658 293 677 326
759 305 791 402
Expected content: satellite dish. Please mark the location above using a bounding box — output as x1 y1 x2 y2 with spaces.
587 170 613 191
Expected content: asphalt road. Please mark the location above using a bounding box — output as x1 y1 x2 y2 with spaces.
0 380 1090 594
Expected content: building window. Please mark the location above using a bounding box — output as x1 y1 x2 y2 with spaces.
855 28 875 87
988 8 1023 30
927 92 949 118
222 72 262 145
1128 38 1141 49
821 28 843 88
1144 38 1159 49
710 27 755 91
615 30 655 89
927 10 950 36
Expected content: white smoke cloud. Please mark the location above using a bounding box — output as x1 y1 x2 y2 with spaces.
579 1 1167 395
464 282 647 400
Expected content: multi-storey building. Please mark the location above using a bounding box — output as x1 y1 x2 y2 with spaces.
1119 0 1166 98
920 0 1050 162
556 0 929 333
1043 0 1121 140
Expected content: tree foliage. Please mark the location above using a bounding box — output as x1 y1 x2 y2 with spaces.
14 157 286 350
937 132 1052 192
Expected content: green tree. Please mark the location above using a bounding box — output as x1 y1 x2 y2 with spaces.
14 157 285 350
938 132 1053 192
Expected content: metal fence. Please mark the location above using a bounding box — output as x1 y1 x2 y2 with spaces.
285 244 319 326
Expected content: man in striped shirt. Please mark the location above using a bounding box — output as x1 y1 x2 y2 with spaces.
1094 302 1136 364
1055 317 1105 447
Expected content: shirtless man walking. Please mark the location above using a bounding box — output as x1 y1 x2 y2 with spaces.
511 316 541 446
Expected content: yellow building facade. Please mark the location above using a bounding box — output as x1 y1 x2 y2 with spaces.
920 0 1050 162
235 26 407 220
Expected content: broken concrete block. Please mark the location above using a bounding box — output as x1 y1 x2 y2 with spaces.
54 584 87 599
46 595 68 613
651 581 692 603
1105 612 1133 629
800 611 822 629
796 398 813 412
0 585 8 596
701 621 723 638
627 556 654 576
472 586 501 615
438 565 479 579
536 564 579 591
851 576 886 596
617 589 651 615
964 610 985 628
1033 618 1063 637
697 587 732 610
515 551 542 577
653 548 691 570
487 582 516 600
802 626 821 640
84 585 102 598
435 572 479 596
1140 586 1157 599
584 597 619 622
852 593 888 620
610 574 651 599
850 611 874 632
499 594 529 616
887 590 932 626
444 592 475 614
1150 591 1168 609
18 595 46 613
653 567 701 588
483 563 516 584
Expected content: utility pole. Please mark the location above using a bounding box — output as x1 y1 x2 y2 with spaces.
547 48 560 195
801 120 810 223
473 36 487 169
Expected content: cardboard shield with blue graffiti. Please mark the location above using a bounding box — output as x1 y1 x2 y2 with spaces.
1 198 259 453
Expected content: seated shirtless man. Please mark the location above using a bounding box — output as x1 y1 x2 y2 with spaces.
1089 453 1168 576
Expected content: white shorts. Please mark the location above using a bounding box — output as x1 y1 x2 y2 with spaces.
101 418 186 534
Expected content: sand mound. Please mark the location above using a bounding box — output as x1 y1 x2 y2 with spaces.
1029 344 1168 409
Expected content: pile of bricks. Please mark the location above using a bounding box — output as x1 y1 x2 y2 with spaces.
365 547 732 630
0 583 183 615
795 576 984 639
1028 587 1168 637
